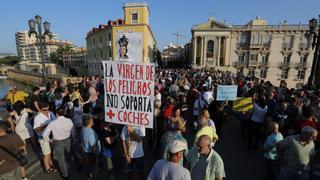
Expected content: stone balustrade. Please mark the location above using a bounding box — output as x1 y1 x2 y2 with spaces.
7 68 83 86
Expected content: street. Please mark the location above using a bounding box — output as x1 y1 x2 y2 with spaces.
30 114 265 180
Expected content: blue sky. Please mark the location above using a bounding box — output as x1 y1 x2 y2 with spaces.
1 0 320 54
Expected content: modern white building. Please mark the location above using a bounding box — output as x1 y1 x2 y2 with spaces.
191 17 313 88
15 31 73 62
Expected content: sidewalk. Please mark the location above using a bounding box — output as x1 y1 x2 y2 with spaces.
25 143 42 179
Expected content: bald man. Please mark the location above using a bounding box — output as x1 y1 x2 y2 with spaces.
186 135 225 180
262 121 283 179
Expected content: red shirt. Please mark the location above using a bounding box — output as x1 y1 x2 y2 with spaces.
163 104 174 119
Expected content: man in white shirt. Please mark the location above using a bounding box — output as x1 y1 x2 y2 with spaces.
121 125 145 179
33 102 56 173
147 140 191 180
43 107 73 178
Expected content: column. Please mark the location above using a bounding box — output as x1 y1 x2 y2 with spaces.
225 36 230 68
217 37 221 66
201 37 205 66
193 37 197 66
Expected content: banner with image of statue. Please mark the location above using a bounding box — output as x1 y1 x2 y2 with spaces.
116 31 142 62
102 61 155 129
216 85 238 101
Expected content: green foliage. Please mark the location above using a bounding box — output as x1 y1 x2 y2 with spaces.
0 56 20 66
49 45 74 66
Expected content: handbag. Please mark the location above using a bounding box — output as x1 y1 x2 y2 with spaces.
0 144 28 167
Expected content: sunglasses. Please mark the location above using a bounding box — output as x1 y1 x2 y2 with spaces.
42 109 49 111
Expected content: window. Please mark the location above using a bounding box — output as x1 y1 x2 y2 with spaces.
262 54 269 66
297 70 305 80
260 68 268 78
250 53 258 61
99 36 102 43
300 56 307 65
93 38 95 45
284 35 294 48
93 51 96 59
206 40 214 58
281 69 289 79
237 68 244 74
284 55 291 65
238 53 245 64
100 50 103 58
132 13 138 24
248 69 256 77
108 33 111 41
239 33 248 44
252 33 260 46
263 35 272 46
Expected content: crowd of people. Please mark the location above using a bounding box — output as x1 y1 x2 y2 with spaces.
0 68 319 180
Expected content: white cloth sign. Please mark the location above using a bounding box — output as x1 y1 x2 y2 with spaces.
116 32 142 62
103 61 155 129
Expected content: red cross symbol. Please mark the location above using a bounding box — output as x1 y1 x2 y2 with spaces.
106 109 115 119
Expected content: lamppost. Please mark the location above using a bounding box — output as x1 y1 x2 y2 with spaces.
28 15 52 85
306 15 320 89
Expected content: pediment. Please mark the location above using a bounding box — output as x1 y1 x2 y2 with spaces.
192 20 231 31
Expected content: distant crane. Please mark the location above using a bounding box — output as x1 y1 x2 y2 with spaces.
173 32 187 45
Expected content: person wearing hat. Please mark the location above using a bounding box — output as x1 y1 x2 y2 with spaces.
147 139 191 180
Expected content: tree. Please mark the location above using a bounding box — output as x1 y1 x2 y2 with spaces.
49 45 74 66
0 56 20 66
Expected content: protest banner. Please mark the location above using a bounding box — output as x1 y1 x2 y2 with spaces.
103 60 155 129
216 85 238 101
116 31 142 62
233 97 253 112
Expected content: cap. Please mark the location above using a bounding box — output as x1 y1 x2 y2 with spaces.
168 140 187 153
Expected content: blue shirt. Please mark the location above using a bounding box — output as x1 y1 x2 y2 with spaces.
81 127 101 154
263 132 283 160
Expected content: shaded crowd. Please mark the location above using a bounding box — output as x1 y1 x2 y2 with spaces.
0 68 319 180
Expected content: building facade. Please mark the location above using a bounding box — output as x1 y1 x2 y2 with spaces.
62 47 87 76
15 31 73 62
86 2 157 76
191 17 313 88
161 43 185 67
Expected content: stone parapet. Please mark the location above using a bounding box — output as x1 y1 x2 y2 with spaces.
7 68 82 86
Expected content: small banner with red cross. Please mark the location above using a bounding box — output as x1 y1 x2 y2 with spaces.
102 60 155 129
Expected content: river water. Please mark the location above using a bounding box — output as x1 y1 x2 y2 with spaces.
0 79 32 99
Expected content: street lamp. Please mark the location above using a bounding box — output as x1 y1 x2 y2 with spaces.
306 15 320 89
28 15 52 85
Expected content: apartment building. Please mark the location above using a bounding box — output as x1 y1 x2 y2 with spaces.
15 31 73 62
191 16 313 88
85 2 157 76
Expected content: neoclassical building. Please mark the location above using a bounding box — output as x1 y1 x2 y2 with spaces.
191 17 314 88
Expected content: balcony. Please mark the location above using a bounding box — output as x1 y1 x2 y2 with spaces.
294 62 310 69
250 43 262 48
98 43 102 48
237 43 249 49
233 61 247 67
299 43 310 51
248 61 258 66
278 62 292 69
259 61 270 67
282 43 293 51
